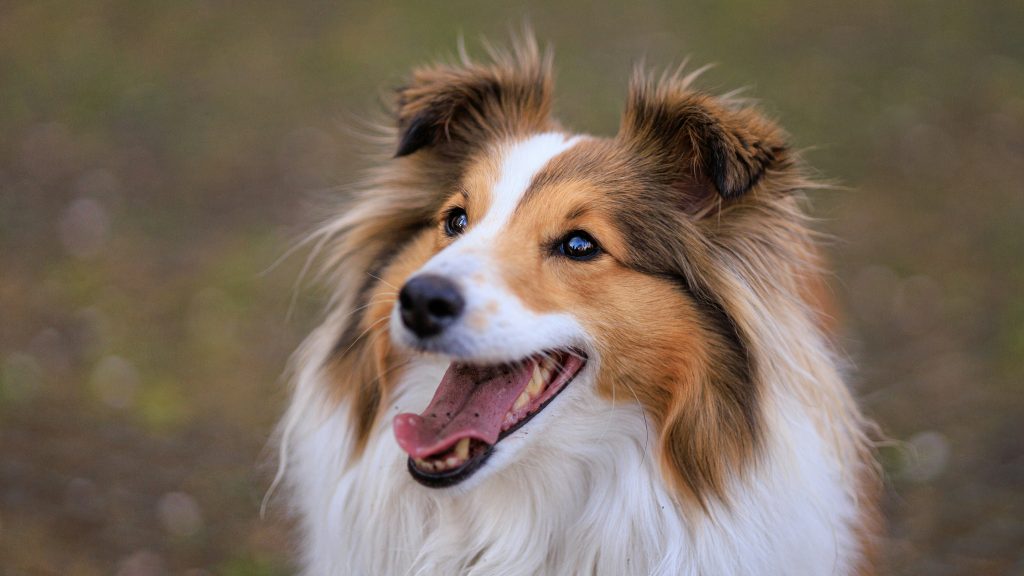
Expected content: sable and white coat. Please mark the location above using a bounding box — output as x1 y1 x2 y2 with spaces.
277 38 879 576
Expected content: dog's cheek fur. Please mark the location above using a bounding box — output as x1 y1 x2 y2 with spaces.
325 230 439 455
571 266 755 507
491 171 759 507
503 154 761 509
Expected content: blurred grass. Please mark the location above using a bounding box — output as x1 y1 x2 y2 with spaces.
1 1 1022 574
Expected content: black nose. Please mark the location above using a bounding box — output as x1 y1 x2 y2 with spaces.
399 274 465 338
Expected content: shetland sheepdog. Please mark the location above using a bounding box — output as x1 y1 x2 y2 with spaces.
277 36 880 575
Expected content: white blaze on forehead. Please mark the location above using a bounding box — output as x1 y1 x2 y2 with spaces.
475 132 582 233
395 132 588 362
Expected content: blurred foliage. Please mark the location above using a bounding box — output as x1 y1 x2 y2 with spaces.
1 0 1022 574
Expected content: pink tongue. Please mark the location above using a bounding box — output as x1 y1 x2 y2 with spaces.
393 360 536 459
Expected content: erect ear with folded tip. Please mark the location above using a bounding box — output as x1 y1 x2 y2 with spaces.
394 39 556 160
619 72 790 204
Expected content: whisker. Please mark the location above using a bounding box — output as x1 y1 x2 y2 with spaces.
259 230 318 279
329 297 397 331
560 348 588 362
337 315 392 358
286 227 336 322
372 358 414 390
367 272 400 291
363 294 398 305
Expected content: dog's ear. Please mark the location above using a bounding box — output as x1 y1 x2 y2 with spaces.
618 70 789 204
394 37 556 159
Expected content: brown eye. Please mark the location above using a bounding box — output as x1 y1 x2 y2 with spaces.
559 231 600 261
444 208 468 236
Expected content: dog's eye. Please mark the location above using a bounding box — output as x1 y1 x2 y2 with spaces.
558 231 600 261
444 208 468 236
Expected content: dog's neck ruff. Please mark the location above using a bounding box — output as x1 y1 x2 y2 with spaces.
287 353 860 576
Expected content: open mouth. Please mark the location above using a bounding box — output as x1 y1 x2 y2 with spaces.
392 349 587 488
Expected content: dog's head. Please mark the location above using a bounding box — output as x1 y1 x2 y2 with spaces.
325 38 810 505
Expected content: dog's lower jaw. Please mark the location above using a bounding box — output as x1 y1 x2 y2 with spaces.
286 356 864 576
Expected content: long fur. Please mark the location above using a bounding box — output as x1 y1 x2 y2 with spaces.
275 35 881 575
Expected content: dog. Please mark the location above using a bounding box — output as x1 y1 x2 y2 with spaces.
276 36 881 575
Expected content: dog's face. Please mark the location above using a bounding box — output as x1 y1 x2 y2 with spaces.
339 43 790 501
390 133 592 363
387 132 719 487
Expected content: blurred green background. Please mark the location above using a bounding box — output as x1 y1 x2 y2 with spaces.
1 1 1021 574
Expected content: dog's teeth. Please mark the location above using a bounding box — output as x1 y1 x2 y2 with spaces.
445 456 460 468
527 365 544 396
455 438 470 460
415 458 434 472
513 390 530 411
